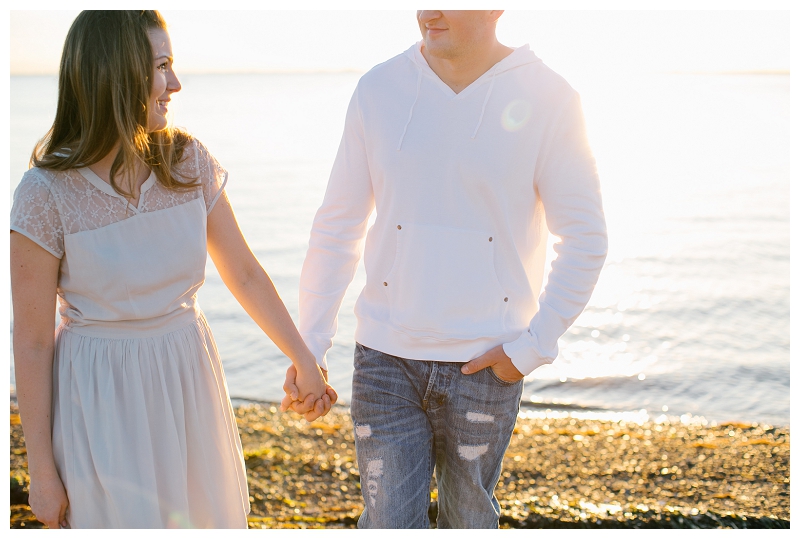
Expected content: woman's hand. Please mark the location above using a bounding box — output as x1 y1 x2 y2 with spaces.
280 364 338 421
29 472 69 529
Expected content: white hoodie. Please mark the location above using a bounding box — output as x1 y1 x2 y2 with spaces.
299 43 607 376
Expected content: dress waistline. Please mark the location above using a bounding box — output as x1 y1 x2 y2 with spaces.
58 305 203 339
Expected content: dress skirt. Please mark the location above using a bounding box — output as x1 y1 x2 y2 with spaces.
51 313 249 529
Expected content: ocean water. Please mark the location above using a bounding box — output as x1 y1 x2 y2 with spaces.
9 71 789 426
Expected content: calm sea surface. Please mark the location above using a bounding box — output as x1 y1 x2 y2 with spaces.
9 71 789 426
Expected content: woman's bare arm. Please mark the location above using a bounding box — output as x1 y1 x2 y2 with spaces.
11 231 69 528
206 192 337 419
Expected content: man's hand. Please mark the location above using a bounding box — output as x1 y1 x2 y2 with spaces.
460 345 524 383
280 364 338 421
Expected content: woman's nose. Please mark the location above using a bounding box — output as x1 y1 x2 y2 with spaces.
168 71 181 93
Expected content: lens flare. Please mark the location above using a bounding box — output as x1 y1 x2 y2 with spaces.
501 99 532 132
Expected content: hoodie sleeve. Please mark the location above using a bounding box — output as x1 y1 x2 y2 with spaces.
503 92 608 376
298 85 375 370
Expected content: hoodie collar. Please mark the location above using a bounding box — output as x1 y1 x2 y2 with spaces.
396 42 541 149
406 41 540 98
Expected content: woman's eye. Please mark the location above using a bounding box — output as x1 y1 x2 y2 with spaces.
157 62 168 72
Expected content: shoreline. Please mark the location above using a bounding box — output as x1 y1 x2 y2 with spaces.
10 400 790 529
230 396 790 431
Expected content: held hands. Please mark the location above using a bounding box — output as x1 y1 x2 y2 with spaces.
461 344 525 383
29 471 69 529
280 364 338 421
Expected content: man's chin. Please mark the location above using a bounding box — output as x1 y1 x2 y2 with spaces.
423 41 458 60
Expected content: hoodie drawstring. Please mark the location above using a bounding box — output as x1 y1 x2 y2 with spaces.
398 60 501 148
471 65 498 140
397 68 423 151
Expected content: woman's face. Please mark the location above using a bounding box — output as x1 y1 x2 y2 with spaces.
147 27 181 132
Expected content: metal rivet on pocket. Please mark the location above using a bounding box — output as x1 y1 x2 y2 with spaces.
397 225 402 230
383 282 388 286
489 237 493 242
504 297 508 302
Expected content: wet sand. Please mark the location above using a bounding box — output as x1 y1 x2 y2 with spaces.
10 402 789 529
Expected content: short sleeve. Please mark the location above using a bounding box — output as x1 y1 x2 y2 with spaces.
187 139 228 214
10 171 65 258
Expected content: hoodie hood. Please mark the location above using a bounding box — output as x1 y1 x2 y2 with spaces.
397 42 543 149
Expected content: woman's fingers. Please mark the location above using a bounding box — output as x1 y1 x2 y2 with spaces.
282 364 299 401
39 505 63 529
59 501 69 528
279 393 295 412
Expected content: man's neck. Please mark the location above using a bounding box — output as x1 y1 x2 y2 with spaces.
421 40 513 94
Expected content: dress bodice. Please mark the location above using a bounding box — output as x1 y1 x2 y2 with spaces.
10 139 228 336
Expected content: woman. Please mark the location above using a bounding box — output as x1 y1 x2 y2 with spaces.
10 10 335 529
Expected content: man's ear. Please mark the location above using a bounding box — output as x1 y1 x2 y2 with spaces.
488 10 505 24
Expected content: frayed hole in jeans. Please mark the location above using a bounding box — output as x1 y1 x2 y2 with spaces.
466 411 494 423
457 444 489 461
355 424 372 439
366 459 384 507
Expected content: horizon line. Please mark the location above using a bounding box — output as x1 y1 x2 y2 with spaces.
10 68 789 78
664 69 789 76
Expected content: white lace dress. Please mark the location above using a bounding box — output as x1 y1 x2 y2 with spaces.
10 139 249 528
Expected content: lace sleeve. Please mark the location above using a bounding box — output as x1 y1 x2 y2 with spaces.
10 171 65 258
180 139 228 214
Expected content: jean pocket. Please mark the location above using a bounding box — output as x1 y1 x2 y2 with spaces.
487 366 522 387
354 342 375 364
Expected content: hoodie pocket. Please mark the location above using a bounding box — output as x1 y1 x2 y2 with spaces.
384 223 508 338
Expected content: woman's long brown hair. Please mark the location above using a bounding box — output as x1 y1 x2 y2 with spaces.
31 10 197 196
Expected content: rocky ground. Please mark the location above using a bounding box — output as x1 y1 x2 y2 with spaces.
10 402 790 529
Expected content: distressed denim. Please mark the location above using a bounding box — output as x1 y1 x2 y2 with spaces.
351 343 523 529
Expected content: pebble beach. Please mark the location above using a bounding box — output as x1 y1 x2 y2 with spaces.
10 401 789 529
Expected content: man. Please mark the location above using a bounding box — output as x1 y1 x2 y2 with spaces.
282 10 607 528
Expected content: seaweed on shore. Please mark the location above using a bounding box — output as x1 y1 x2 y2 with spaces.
10 402 790 529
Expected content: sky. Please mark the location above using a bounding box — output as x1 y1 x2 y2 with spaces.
9 9 790 78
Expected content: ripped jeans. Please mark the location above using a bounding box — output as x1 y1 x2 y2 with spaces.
350 343 523 529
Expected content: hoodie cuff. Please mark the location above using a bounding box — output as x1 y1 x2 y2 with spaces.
503 331 554 376
317 352 329 372
301 334 330 372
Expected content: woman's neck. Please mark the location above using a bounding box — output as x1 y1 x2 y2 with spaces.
87 144 150 198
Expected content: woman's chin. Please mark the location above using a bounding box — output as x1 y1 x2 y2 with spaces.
147 120 169 133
